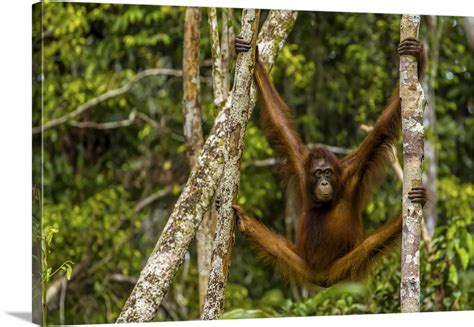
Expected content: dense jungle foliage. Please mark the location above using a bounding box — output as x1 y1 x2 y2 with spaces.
32 3 473 324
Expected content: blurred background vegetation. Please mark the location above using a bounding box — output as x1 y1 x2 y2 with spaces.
32 2 473 324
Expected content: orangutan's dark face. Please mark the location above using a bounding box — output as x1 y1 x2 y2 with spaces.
312 159 335 202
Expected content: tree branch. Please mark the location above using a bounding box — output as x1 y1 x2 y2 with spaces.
241 143 350 169
68 110 137 129
133 185 175 213
33 68 186 134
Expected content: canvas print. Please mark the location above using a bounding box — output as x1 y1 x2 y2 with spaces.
32 1 474 325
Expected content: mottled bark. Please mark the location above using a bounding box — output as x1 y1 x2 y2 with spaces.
201 9 261 320
182 7 217 312
183 7 204 165
221 8 233 98
250 10 298 110
116 96 229 324
117 9 297 323
399 14 426 313
208 8 226 109
201 10 296 319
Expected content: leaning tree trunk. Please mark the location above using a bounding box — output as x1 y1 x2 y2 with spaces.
116 9 298 323
201 10 297 320
201 9 261 319
116 96 227 324
399 14 426 313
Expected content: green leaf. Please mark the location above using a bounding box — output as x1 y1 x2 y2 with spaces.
45 227 59 246
448 265 458 285
66 265 73 280
466 233 474 256
456 247 469 270
446 225 456 240
46 267 52 282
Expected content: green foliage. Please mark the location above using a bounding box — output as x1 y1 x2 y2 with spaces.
283 283 370 316
42 226 75 284
33 3 473 324
41 226 75 326
419 177 474 311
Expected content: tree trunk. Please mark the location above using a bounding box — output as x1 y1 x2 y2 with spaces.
399 14 426 313
183 7 203 166
116 9 297 323
201 9 298 320
220 8 233 98
201 9 260 319
116 89 229 324
208 8 226 109
182 7 218 312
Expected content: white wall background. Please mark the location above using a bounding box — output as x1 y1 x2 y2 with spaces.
0 1 472 326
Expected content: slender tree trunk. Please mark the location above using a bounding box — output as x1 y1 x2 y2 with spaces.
182 7 218 312
208 8 226 109
221 8 233 98
183 8 203 166
117 10 297 323
201 9 260 319
399 14 426 313
201 9 298 320
116 92 229 324
196 7 234 312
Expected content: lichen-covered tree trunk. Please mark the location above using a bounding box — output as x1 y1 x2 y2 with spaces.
201 9 297 320
208 8 226 109
399 14 426 313
116 9 297 323
251 10 298 103
116 108 227 323
220 8 233 99
201 9 260 319
117 79 235 323
183 7 203 166
182 7 217 312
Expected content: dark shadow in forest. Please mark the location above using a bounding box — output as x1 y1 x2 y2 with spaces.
6 311 31 322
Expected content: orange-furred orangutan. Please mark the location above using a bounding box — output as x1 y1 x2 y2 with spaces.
228 36 427 286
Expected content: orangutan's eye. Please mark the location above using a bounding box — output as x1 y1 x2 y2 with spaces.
325 170 332 177
315 170 322 177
